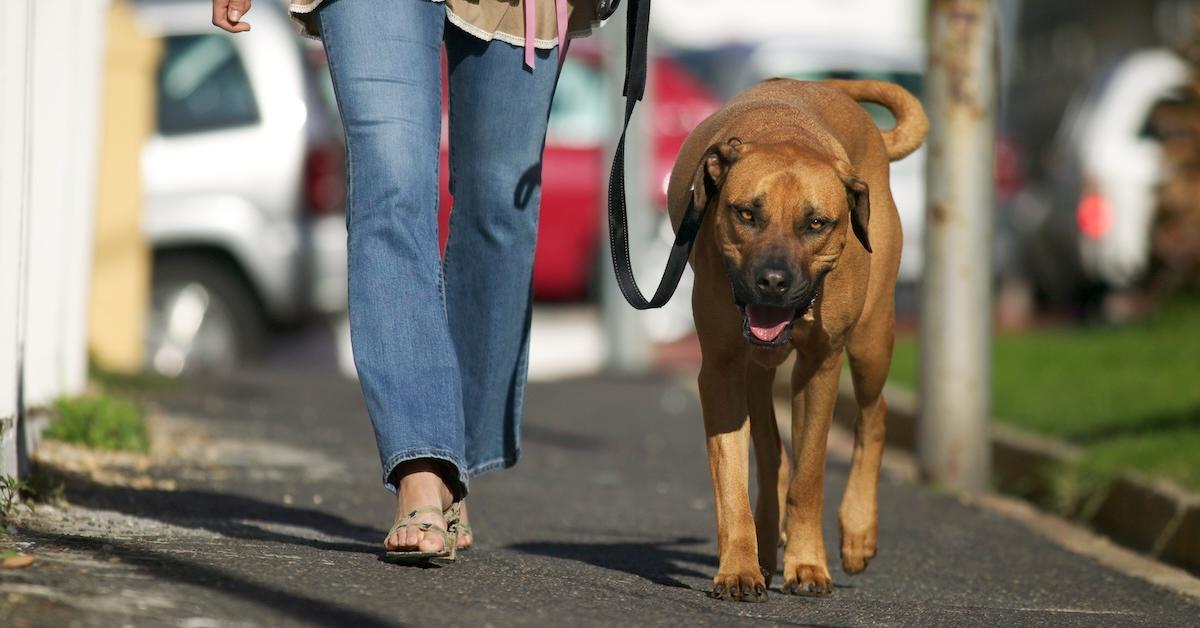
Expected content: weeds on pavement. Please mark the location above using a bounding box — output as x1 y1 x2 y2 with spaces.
46 395 149 453
0 475 33 522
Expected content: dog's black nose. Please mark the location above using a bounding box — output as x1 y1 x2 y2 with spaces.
755 268 791 296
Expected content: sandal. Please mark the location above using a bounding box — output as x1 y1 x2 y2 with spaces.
382 502 461 563
449 519 473 550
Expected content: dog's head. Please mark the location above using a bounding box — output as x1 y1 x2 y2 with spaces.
690 138 872 347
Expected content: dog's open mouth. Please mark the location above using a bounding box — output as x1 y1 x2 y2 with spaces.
743 305 796 345
737 292 819 348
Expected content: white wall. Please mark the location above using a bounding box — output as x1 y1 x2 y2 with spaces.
0 0 109 477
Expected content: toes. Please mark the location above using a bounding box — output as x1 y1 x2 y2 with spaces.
388 520 447 554
709 573 768 603
841 538 867 574
782 564 833 597
840 530 878 575
842 553 867 574
417 532 444 554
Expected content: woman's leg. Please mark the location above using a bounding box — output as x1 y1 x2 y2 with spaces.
442 27 561 480
319 0 463 552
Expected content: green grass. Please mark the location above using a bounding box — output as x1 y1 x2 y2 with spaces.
889 298 1200 491
45 395 149 453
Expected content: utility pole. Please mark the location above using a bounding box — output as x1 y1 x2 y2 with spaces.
599 1 653 373
918 0 996 492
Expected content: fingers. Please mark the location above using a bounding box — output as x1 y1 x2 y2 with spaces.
212 0 252 33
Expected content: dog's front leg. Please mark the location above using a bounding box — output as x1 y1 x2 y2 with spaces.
699 361 768 603
781 351 841 596
747 362 788 584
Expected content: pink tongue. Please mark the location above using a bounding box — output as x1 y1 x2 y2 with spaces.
746 305 796 341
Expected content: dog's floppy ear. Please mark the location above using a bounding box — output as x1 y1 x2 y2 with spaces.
690 138 743 211
835 161 872 253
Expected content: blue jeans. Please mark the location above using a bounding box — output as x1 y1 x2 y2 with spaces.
318 0 560 496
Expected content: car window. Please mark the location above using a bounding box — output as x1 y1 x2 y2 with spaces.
547 59 611 147
781 70 923 130
157 34 259 135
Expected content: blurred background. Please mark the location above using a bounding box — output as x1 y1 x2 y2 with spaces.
3 0 1199 513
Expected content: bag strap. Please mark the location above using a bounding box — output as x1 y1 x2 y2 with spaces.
606 0 707 310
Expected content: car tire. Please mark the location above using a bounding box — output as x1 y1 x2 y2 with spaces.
145 253 264 377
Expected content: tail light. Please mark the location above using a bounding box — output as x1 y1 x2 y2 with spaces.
303 140 346 217
994 135 1023 204
1076 181 1112 240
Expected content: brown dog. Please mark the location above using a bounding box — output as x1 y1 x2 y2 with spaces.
667 78 927 601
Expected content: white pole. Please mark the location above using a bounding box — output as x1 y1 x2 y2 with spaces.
0 0 34 478
21 0 109 410
59 0 110 397
918 0 996 492
599 2 653 373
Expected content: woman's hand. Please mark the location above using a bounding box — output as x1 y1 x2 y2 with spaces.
212 0 252 33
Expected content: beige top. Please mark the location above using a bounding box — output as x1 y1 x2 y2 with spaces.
289 0 600 46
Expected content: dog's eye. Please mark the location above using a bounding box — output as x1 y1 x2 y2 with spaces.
808 218 827 231
736 208 755 224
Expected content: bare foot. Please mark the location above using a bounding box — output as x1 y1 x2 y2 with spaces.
384 460 454 554
455 500 473 549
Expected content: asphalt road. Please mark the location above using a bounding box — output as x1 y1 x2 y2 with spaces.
4 365 1199 627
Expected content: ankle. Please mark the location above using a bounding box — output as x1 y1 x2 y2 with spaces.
393 462 454 510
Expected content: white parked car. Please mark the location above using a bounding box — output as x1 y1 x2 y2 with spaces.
1063 48 1190 289
133 0 347 376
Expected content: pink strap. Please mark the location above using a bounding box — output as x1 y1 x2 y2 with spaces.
523 0 571 70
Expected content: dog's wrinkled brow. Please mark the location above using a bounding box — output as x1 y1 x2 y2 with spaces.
803 202 827 218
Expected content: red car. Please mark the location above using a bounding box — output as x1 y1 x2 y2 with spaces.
437 46 720 300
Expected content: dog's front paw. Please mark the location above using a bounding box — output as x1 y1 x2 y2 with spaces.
781 562 832 596
709 567 768 603
839 523 878 575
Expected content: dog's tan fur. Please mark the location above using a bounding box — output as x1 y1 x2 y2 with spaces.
666 78 927 601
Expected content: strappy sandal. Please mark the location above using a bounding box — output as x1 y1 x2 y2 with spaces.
382 502 461 563
449 519 473 551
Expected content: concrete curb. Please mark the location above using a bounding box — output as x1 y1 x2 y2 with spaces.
781 377 1200 575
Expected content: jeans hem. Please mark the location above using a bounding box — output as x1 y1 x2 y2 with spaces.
467 450 520 478
382 449 470 498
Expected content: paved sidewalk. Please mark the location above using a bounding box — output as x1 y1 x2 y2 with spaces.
2 367 1198 627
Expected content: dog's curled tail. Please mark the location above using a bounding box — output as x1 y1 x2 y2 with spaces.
823 79 929 161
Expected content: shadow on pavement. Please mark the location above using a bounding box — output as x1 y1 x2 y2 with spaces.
17 530 398 628
507 536 716 589
53 471 382 555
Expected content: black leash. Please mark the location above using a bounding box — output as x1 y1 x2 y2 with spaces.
606 0 707 310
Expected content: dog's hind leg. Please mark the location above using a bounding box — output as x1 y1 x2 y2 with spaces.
747 362 789 585
840 302 894 575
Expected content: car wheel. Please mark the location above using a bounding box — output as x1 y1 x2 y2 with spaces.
145 254 264 377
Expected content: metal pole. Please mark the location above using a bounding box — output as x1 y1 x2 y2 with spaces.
918 0 996 492
599 2 652 373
